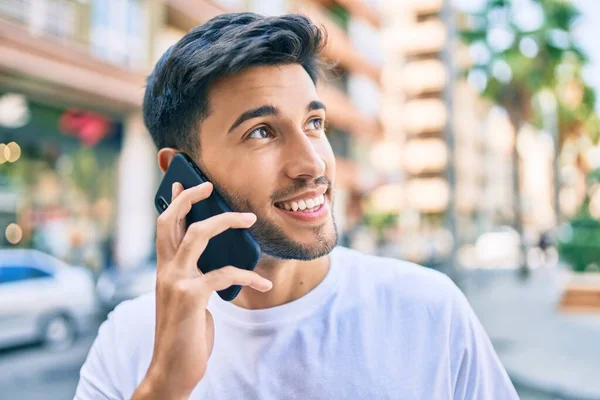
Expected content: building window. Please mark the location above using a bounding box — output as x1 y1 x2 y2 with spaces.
90 0 148 69
0 0 79 42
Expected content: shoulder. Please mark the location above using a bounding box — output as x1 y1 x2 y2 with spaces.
106 291 156 348
333 246 458 296
93 291 156 372
108 290 156 325
333 246 460 311
76 292 156 398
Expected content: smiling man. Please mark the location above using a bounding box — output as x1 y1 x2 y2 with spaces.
75 13 518 400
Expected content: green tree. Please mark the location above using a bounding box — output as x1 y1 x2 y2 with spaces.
557 168 600 272
459 0 598 275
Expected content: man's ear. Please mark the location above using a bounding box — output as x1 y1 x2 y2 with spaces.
157 148 178 173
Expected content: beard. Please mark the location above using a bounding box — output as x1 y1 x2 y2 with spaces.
207 175 338 261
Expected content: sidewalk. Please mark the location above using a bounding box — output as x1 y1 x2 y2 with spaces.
460 267 600 400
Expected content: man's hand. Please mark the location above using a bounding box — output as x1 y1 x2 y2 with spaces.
133 182 272 400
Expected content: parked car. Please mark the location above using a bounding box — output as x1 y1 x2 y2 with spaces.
0 249 98 350
96 263 156 313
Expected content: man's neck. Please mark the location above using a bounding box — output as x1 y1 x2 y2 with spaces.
231 253 331 310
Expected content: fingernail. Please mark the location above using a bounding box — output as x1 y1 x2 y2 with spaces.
262 279 273 291
172 183 177 197
243 213 257 221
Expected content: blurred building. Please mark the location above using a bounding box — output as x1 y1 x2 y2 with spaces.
0 0 386 270
0 0 158 270
0 0 531 272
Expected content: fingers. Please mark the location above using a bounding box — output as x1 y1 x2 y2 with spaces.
159 267 272 310
163 182 213 225
156 182 213 261
199 266 272 293
171 182 184 202
175 212 257 270
171 182 186 234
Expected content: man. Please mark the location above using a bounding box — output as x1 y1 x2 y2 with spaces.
75 13 518 399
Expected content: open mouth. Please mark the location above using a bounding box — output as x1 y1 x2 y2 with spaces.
274 193 326 213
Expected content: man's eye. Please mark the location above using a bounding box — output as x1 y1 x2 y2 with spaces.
307 118 324 131
247 127 273 140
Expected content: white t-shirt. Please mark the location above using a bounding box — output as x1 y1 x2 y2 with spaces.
75 246 518 399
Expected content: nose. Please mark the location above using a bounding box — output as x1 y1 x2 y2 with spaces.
282 132 327 180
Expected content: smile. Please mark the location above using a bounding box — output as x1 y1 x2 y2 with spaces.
274 193 330 222
274 194 325 212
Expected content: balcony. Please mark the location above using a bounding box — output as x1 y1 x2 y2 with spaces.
0 0 150 69
0 0 149 114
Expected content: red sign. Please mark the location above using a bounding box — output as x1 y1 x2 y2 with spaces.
59 109 112 147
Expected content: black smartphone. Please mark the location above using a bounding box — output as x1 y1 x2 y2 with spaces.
154 152 261 301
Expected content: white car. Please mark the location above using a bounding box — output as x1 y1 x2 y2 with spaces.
96 263 156 313
0 249 98 350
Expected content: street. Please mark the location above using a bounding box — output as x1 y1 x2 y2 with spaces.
0 331 97 400
463 267 600 400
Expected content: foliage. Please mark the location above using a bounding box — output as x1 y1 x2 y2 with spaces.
460 0 600 273
362 201 399 244
557 168 600 272
459 0 597 140
557 214 600 272
327 3 350 30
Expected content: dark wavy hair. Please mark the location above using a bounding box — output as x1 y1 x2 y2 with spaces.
143 13 327 157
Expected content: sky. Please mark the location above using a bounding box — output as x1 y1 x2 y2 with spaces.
573 0 600 114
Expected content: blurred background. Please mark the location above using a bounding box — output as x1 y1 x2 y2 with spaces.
1 0 600 399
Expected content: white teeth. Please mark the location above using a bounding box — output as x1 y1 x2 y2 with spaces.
278 194 326 212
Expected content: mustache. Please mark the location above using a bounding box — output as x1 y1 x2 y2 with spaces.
271 176 331 202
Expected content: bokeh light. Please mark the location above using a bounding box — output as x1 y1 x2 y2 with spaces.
5 223 23 245
491 59 513 83
469 41 492 66
6 142 21 163
0 93 30 128
467 68 488 92
0 143 7 164
519 36 539 58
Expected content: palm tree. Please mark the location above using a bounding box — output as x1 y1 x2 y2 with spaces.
458 0 598 276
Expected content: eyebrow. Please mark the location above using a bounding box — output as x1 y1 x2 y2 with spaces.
228 101 327 134
228 105 279 133
307 100 326 113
